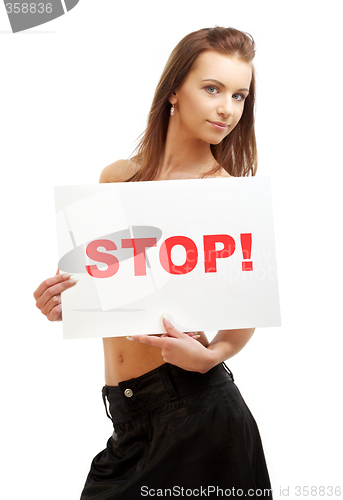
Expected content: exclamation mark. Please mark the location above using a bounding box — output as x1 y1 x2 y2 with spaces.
241 233 253 271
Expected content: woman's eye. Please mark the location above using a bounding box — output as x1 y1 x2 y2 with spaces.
206 86 219 95
233 93 246 101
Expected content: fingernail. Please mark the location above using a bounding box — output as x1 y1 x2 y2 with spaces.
162 313 186 332
193 335 201 338
62 273 73 279
69 277 79 284
126 336 134 341
162 313 172 323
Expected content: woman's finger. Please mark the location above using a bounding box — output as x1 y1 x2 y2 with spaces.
185 332 201 339
127 334 165 347
33 272 78 322
162 316 185 339
40 292 60 316
46 301 62 322
37 275 78 305
33 273 73 301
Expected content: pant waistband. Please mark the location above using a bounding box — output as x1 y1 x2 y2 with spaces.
102 362 234 423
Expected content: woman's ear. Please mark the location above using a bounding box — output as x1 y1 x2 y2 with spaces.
168 91 177 105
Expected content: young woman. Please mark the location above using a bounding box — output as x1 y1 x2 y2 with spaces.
34 27 273 499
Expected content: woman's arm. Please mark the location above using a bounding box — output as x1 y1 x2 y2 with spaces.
205 328 255 369
130 317 254 373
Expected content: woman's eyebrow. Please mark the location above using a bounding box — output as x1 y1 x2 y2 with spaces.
201 79 249 92
202 78 225 87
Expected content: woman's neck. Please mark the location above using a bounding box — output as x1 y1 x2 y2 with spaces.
157 122 219 180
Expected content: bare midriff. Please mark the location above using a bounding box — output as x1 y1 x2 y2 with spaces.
103 332 209 386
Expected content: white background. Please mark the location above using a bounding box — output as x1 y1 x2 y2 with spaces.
1 1 342 498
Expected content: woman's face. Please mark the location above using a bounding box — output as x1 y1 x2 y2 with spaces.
171 50 252 145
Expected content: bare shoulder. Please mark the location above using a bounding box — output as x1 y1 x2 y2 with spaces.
99 159 140 183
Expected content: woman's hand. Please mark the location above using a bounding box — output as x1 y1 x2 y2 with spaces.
128 316 255 373
33 270 78 322
128 316 215 373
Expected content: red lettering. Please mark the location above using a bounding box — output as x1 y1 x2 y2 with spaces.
85 239 119 278
159 236 198 275
203 234 236 273
121 238 157 276
240 233 253 271
85 233 242 278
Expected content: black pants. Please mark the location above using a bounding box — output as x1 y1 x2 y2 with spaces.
80 363 273 499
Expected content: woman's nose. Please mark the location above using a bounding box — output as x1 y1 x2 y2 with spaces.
217 96 233 117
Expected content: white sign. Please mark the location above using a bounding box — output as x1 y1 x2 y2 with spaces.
55 178 281 339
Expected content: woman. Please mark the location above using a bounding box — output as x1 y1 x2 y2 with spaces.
34 27 273 499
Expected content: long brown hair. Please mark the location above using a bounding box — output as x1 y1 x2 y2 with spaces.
127 27 257 181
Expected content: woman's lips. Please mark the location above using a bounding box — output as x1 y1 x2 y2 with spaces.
208 121 229 131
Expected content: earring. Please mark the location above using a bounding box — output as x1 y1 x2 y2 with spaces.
170 103 175 116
